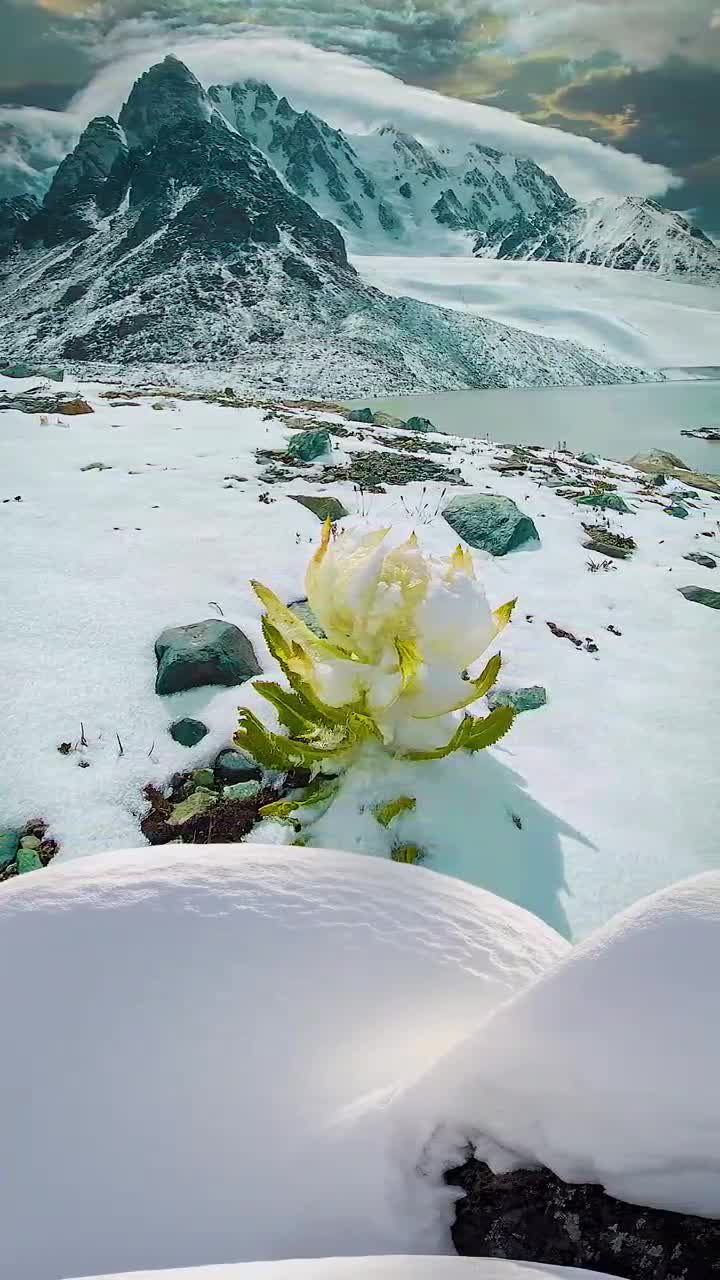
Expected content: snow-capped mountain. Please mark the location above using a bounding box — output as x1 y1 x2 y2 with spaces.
208 79 566 253
0 57 658 393
475 195 720 283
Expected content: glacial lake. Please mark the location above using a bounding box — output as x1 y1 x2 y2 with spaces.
351 378 720 476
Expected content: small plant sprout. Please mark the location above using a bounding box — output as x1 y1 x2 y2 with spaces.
236 521 518 844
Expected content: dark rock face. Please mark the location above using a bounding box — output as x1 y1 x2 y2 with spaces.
119 54 212 152
448 1158 720 1279
43 117 128 211
155 619 261 695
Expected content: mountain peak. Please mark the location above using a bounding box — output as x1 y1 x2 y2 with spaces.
119 56 211 153
43 116 127 210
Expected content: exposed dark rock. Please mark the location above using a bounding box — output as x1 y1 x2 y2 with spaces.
169 717 209 747
684 552 717 569
214 748 262 785
443 493 539 555
448 1158 720 1280
289 494 348 522
155 619 261 695
678 585 720 609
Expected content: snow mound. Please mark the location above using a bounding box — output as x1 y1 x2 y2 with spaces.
409 871 720 1218
73 1256 618 1280
0 844 566 1280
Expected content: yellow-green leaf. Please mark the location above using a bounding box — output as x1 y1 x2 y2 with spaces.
493 597 517 630
398 705 514 762
374 795 416 827
391 843 423 864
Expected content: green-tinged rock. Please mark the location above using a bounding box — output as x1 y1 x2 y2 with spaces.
372 412 406 430
346 407 374 423
286 428 331 462
443 493 540 556
191 768 215 789
169 717 208 747
583 540 631 560
17 848 42 873
575 492 632 514
578 452 599 465
155 619 261 695
678 586 720 610
166 788 218 826
684 552 717 569
667 504 689 519
223 780 261 802
289 494 348 522
214 748 262 785
405 415 434 433
487 685 548 714
80 461 112 472
288 598 326 638
20 835 42 850
0 830 20 869
2 362 64 381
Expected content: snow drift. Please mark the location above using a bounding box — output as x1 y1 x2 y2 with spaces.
0 844 566 1280
403 871 720 1219
72 1257 619 1279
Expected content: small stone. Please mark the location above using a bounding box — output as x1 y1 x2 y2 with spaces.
405 415 434 433
346 407 374 423
169 717 208 747
80 461 112 472
285 428 331 462
214 748 262 785
684 552 717 569
155 619 261 695
166 788 218 826
191 768 215 789
487 685 548 714
443 493 540 556
0 830 20 869
222 780 261 802
678 585 720 609
20 835 42 850
58 397 93 416
666 503 689 519
288 598 326 638
289 494 348 522
577 452 598 465
17 848 42 873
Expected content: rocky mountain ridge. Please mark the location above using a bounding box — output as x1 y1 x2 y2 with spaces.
0 56 659 393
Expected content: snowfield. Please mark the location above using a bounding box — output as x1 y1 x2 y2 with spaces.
1 375 719 938
353 256 720 372
0 844 565 1280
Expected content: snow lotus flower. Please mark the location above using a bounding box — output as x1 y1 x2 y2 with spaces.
235 522 517 778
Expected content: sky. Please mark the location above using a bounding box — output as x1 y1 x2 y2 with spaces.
2 0 719 232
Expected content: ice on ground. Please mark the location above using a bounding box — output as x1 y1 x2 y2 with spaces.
73 1257 619 1280
352 256 720 371
0 844 565 1280
401 871 720 1219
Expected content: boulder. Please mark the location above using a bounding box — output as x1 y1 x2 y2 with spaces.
58 397 93 415
449 1159 720 1279
667 503 689 519
285 428 331 462
627 449 690 472
678 586 720 610
684 552 717 569
577 451 598 465
583 539 631 560
1 362 64 381
372 412 406 430
20 835 41 851
289 494 348 522
442 494 540 556
0 830 20 869
405 415 434 433
169 717 209 747
17 848 42 873
487 685 547 714
346 407 374 423
155 620 261 695
214 748 262 785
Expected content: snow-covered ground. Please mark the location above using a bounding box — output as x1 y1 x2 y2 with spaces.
0 844 565 1280
352 256 720 371
2 374 719 939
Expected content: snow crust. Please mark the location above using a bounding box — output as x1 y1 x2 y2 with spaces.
353 255 720 370
402 871 720 1218
0 844 566 1280
73 1257 618 1280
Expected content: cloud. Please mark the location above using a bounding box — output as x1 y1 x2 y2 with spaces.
486 0 720 70
61 23 676 202
0 104 79 198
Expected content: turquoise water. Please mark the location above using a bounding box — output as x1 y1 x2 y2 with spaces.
351 378 720 476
